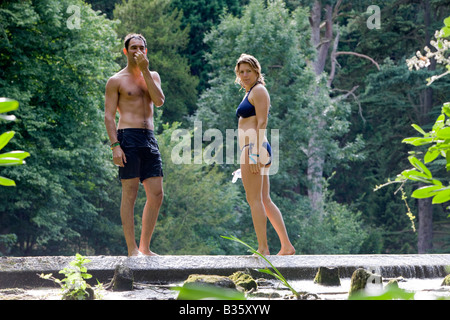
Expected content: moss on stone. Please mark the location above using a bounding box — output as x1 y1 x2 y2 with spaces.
313 267 341 286
229 271 257 291
441 274 450 286
184 274 236 289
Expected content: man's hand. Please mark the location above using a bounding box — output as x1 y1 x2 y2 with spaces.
113 146 127 167
134 50 149 71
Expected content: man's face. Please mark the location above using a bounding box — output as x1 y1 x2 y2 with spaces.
125 38 147 61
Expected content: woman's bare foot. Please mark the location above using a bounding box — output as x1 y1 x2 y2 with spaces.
139 249 159 256
277 245 296 256
252 248 270 256
128 248 145 257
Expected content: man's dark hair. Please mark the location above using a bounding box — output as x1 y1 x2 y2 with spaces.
124 33 147 50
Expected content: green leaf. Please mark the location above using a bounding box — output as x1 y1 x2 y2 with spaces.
400 169 426 179
432 188 450 204
0 176 16 186
436 127 450 139
0 151 30 160
0 158 25 166
444 16 450 27
411 185 441 199
173 283 246 300
443 105 450 117
402 137 432 146
411 124 426 135
424 148 440 163
408 156 432 178
441 26 450 38
0 131 15 151
0 98 19 114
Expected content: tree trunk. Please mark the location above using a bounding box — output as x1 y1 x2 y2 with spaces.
307 1 333 214
418 197 433 253
417 0 435 253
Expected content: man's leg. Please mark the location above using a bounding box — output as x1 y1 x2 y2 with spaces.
120 177 140 256
139 176 164 255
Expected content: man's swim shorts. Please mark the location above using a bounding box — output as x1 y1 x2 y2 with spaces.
117 128 163 182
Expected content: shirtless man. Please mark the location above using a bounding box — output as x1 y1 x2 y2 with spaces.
104 34 165 256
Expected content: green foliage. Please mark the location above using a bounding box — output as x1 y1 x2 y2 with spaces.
0 98 29 187
39 254 97 300
0 0 122 255
376 16 450 213
282 190 369 255
169 0 243 92
393 106 450 207
173 282 246 300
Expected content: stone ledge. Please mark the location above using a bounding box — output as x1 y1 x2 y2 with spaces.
1 254 449 288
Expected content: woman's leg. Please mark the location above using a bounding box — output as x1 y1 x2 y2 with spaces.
240 146 269 255
262 174 296 255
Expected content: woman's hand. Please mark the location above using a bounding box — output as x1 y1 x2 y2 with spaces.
249 153 262 174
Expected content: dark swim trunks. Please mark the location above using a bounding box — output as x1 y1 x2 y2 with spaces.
117 128 163 182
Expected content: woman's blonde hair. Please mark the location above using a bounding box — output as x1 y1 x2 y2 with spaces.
234 53 266 88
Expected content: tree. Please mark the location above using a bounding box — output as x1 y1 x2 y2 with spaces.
303 0 374 213
328 0 450 253
169 0 244 93
378 14 450 253
0 0 122 255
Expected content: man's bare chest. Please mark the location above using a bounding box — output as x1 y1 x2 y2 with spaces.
119 77 149 100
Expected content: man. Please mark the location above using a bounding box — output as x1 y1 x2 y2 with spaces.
104 34 165 256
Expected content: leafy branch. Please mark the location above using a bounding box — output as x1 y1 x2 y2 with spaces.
0 98 30 187
376 16 450 219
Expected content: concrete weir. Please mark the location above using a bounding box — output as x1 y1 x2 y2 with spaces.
1 254 449 289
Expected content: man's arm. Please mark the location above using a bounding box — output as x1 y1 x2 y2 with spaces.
135 51 165 107
104 77 126 167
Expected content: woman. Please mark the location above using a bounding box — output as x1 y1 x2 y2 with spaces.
235 53 295 256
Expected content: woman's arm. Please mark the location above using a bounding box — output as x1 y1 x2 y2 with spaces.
250 85 270 173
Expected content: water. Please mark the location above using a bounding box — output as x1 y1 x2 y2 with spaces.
1 278 448 300
288 278 450 300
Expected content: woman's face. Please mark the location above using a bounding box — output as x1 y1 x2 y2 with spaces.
238 63 258 88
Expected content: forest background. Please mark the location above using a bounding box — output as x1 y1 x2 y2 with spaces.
0 0 449 256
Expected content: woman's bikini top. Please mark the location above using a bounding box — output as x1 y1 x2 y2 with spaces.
236 83 258 118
